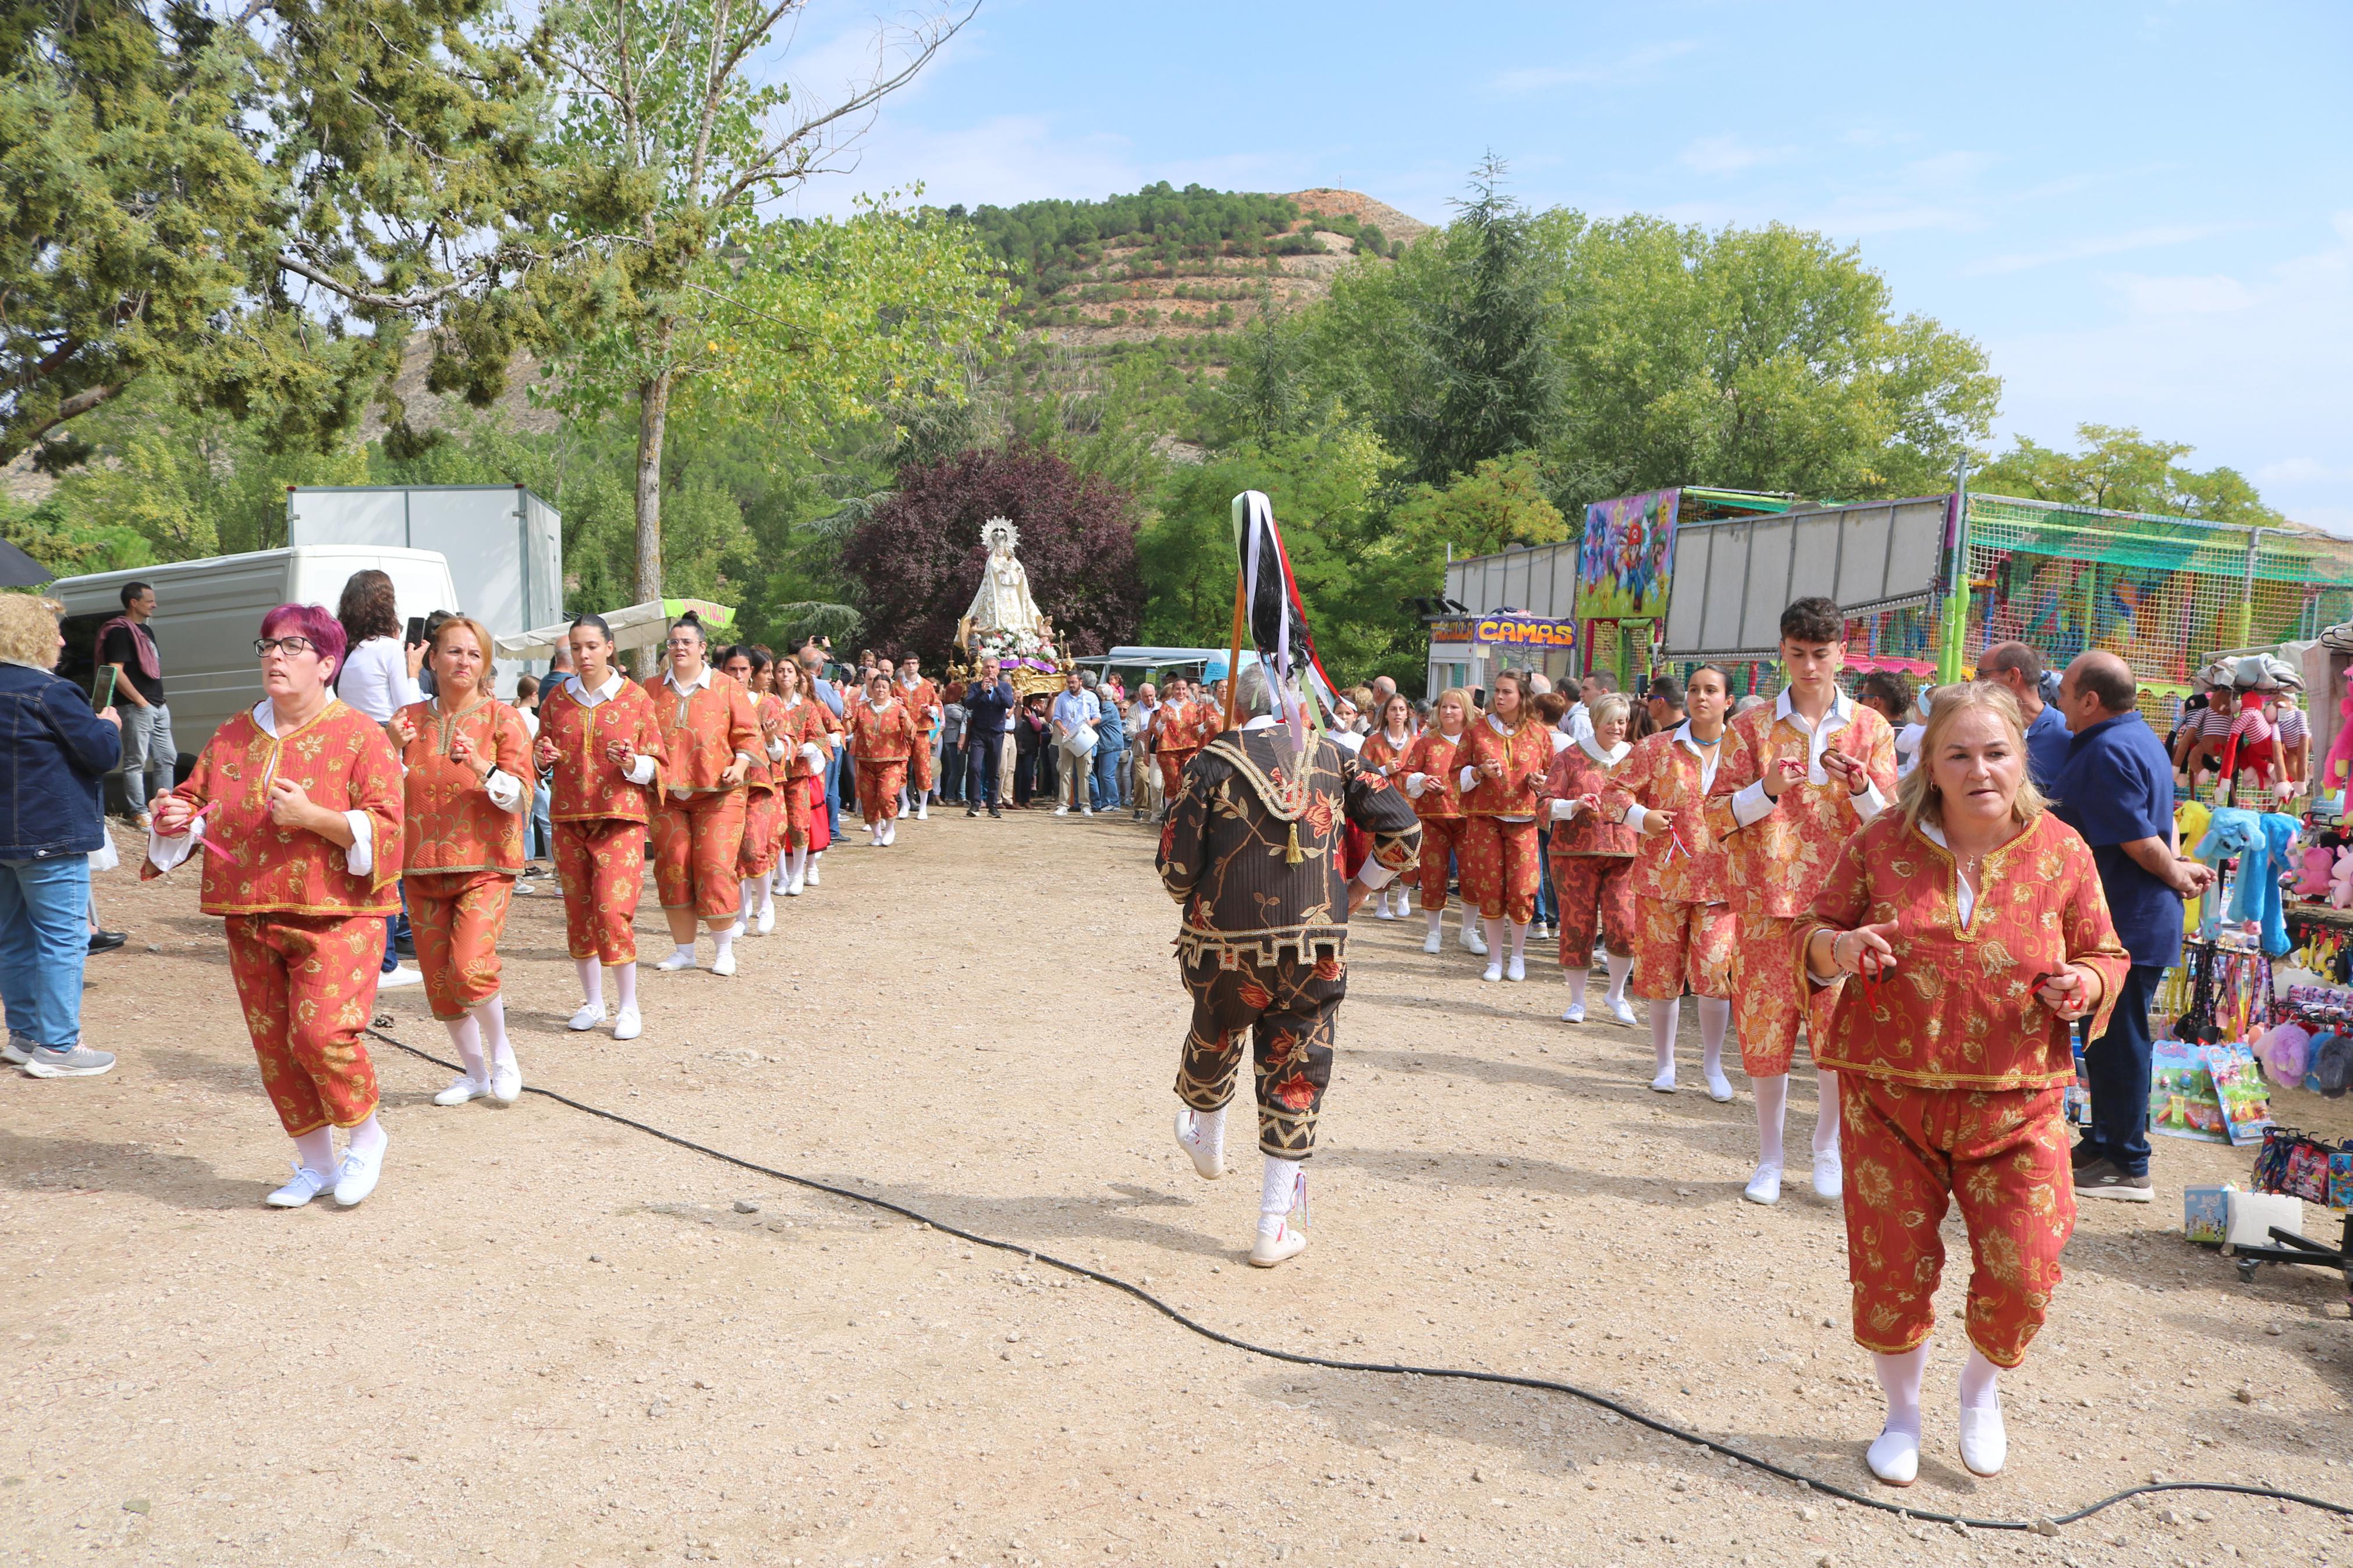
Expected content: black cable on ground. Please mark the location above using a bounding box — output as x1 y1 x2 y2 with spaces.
367 1025 2350 1535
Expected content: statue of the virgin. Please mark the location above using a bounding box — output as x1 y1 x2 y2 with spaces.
960 517 1053 655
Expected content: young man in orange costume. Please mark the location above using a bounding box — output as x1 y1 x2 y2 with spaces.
1705 597 1898 1206
898 653 943 820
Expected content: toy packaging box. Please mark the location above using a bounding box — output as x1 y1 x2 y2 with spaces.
2150 1039 2230 1143
2203 1041 2276 1146
2182 1184 2233 1245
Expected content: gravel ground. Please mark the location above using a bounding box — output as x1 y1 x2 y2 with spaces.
5 808 2352 1567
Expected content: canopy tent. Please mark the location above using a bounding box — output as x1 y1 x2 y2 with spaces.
493 598 735 660
0 539 54 588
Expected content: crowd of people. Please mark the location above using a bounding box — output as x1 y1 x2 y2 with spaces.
0 576 2226 1492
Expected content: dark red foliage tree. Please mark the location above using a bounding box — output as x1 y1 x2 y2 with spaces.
841 444 1145 661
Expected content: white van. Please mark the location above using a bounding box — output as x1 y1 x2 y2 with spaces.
48 546 462 760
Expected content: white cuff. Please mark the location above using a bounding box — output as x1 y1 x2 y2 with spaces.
1458 765 1481 794
623 753 656 786
1404 773 1428 798
1549 798 1577 822
343 812 375 877
798 742 824 767
483 769 526 813
1851 779 1888 824
1730 777 1774 828
766 737 788 763
147 826 195 873
1622 802 1648 833
1355 862 1398 891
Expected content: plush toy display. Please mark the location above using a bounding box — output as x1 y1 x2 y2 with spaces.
2325 667 2353 794
2331 845 2353 911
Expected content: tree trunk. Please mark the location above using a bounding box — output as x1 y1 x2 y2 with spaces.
634 366 673 602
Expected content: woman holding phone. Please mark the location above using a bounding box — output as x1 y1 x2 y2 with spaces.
388 617 534 1106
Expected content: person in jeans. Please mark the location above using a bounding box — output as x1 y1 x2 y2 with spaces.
961 657 1014 818
2051 649 2216 1201
96 579 173 830
1091 682 1128 812
0 593 122 1078
334 568 427 987
938 683 968 804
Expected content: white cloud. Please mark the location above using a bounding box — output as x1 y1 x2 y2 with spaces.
2104 271 2257 315
1967 223 2228 276
1490 40 1701 95
1678 134 1793 176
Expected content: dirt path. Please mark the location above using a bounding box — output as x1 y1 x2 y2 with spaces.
5 809 2351 1566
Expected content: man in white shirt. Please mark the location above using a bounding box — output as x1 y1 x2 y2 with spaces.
1127 682 1161 821
1049 670 1101 816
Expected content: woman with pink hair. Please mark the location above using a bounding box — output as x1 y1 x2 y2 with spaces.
145 603 406 1208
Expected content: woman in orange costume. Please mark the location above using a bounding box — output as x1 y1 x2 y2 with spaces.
1154 675 1208 806
145 603 403 1209
388 616 534 1108
850 670 920 847
1539 690 1637 1026
1454 668 1553 982
720 645 786 937
1399 688 1478 956
767 655 831 897
646 613 761 976
1600 663 1736 1100
1358 693 1420 921
1795 682 2127 1487
535 613 665 1041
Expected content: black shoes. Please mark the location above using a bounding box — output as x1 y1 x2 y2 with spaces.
87 930 127 955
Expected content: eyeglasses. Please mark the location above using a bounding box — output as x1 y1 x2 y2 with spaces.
666 638 701 649
255 637 315 657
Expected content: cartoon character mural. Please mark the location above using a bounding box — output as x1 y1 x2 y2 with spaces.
1578 489 1679 623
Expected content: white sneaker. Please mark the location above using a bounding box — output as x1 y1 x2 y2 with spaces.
1506 954 1526 982
1081 806 1094 817
1649 1071 1677 1094
1054 805 1070 817
612 1007 643 1042
712 947 737 977
805 859 821 887
655 946 696 972
1705 1071 1735 1103
567 1002 608 1032
1866 1427 1919 1487
1813 1148 1843 1200
1958 1404 2007 1478
333 1136 388 1207
1422 929 1443 954
755 901 775 935
1375 901 1396 921
266 1162 334 1208
434 1073 488 1107
1249 1217 1308 1268
1560 1001 1586 1023
783 872 805 897
1174 1109 1223 1180
378 964 424 989
1606 997 1638 1027
1461 926 1488 955
1743 1162 1784 1206
489 1059 521 1104
1481 958 1503 983
917 802 929 821
725 917 747 941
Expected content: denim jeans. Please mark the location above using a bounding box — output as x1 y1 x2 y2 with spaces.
0 855 91 1048
527 778 553 859
822 750 842 837
2081 962 2163 1176
1534 822 1559 927
1092 747 1125 810
941 742 968 803
119 702 176 814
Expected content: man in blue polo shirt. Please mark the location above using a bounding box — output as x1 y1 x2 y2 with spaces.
2050 650 2216 1201
1981 640 2072 792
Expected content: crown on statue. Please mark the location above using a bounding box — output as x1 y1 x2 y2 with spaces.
981 516 1019 552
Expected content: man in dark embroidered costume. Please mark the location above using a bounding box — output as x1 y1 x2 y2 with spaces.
1158 659 1421 1266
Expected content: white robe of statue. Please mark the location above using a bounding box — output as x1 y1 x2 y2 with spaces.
964 520 1049 648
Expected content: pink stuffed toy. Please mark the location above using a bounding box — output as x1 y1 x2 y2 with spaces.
2324 668 2353 792
2331 846 2353 910
2299 845 2337 897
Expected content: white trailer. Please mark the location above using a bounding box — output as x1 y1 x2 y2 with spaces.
48 546 462 759
285 483 562 693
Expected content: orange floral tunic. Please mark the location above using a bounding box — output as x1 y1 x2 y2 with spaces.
645 671 761 795
1602 730 1731 905
1360 727 1417 780
1539 742 1636 857
1795 812 2132 1091
903 677 941 736
1704 695 1900 918
1456 716 1553 818
1398 730 1470 819
540 677 666 824
145 700 403 916
395 696 534 876
851 698 920 763
772 694 829 781
743 693 785 795
1156 699 1213 756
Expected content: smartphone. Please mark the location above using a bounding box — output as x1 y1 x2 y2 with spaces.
90 666 117 713
405 615 427 648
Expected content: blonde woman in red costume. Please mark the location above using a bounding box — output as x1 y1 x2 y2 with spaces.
1540 690 1637 1025
1455 669 1553 981
1399 688 1479 955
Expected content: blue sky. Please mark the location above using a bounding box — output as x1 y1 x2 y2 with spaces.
786 1 2352 529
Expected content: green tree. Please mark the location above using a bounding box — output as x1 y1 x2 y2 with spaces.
1972 422 2281 526
1386 450 1569 587
3 0 555 468
530 0 1010 599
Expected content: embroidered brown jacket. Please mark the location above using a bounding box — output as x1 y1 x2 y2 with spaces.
1156 725 1422 968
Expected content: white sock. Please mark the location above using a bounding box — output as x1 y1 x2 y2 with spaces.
668 942 696 966
712 928 736 964
1564 969 1589 1009
346 1113 387 1161
475 994 514 1070
1755 1073 1789 1171
1875 1344 1929 1439
1259 1155 1305 1232
787 846 807 887
1186 1103 1228 1166
1960 1346 2001 1409
1483 916 1504 958
737 879 758 920
1813 1069 1843 1158
574 958 604 1011
294 1126 336 1174
612 962 638 1012
1460 908 1479 939
1425 909 1443 940
1649 998 1681 1078
444 1014 486 1080
757 872 775 915
1697 997 1731 1082
1603 951 1633 1007
1509 921 1531 960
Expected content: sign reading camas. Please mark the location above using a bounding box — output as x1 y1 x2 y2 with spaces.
1427 613 1578 650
